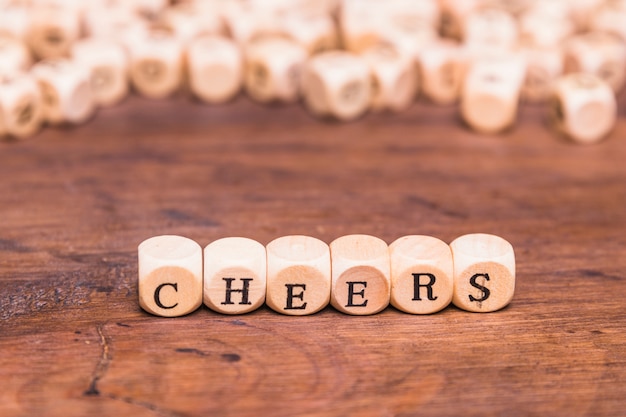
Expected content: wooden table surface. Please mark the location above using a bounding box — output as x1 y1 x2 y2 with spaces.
1 91 625 417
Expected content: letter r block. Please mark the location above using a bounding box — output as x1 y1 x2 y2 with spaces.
389 235 453 314
330 235 390 315
450 233 515 312
266 235 331 315
138 235 203 317
204 237 266 314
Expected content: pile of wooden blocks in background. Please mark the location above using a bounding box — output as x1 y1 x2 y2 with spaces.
1 0 624 143
138 233 516 317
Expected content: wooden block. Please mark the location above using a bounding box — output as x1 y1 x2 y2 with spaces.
138 235 203 317
519 46 564 103
83 5 149 44
591 1 626 42
439 0 483 40
266 235 331 315
0 73 43 139
330 234 390 315
518 7 575 49
462 8 518 53
460 55 525 134
417 39 465 105
26 4 80 59
0 4 30 41
0 36 32 77
71 38 129 107
31 59 95 125
389 235 453 314
301 51 371 121
361 44 417 112
128 29 184 99
203 237 266 315
187 35 243 104
160 3 224 45
280 10 337 55
564 32 626 93
550 73 617 144
244 37 307 103
450 233 515 313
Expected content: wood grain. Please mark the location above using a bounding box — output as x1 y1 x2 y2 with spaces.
1 91 626 416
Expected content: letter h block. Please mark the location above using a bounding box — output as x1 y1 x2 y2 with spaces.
138 235 203 317
204 237 266 314
266 235 331 315
450 233 515 312
330 235 391 315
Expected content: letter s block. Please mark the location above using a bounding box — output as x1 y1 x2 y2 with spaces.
203 237 266 314
450 233 515 313
266 235 331 315
138 235 203 317
330 235 390 315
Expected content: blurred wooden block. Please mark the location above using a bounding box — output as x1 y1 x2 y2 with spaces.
550 73 616 144
330 234 390 315
203 237 266 315
518 6 574 49
417 39 465 105
138 235 203 317
450 233 515 313
520 46 564 103
83 5 149 44
266 235 331 315
462 8 518 53
439 0 482 40
460 55 525 134
72 38 129 107
361 44 417 112
128 30 184 99
389 236 453 314
0 4 30 41
568 0 604 32
280 10 337 55
564 32 626 93
187 35 243 103
244 37 307 103
301 51 371 121
31 59 95 125
160 3 224 45
26 4 80 59
591 1 626 42
0 73 43 139
0 36 32 77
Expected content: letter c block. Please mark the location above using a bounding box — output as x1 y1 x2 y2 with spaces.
204 237 266 314
266 235 331 315
450 233 515 313
330 234 390 315
138 235 203 317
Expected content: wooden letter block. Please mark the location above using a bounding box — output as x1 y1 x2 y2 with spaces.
280 11 337 55
301 51 371 121
417 39 465 105
361 44 417 112
244 37 307 103
266 235 331 315
0 36 32 78
160 3 224 45
550 73 617 144
520 46 564 103
450 233 515 313
462 8 518 53
72 39 129 107
128 30 183 99
460 56 525 134
187 35 243 104
330 234 390 315
27 4 80 59
31 59 95 125
0 73 43 139
564 32 626 93
389 236 453 314
203 237 266 315
138 235 203 317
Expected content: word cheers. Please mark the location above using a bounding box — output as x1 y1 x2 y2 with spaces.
138 233 516 317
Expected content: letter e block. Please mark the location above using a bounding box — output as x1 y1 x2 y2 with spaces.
389 235 453 314
266 235 331 315
330 234 390 315
138 235 203 317
204 237 266 314
450 233 515 313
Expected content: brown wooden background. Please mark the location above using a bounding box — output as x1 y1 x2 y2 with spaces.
1 90 625 417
